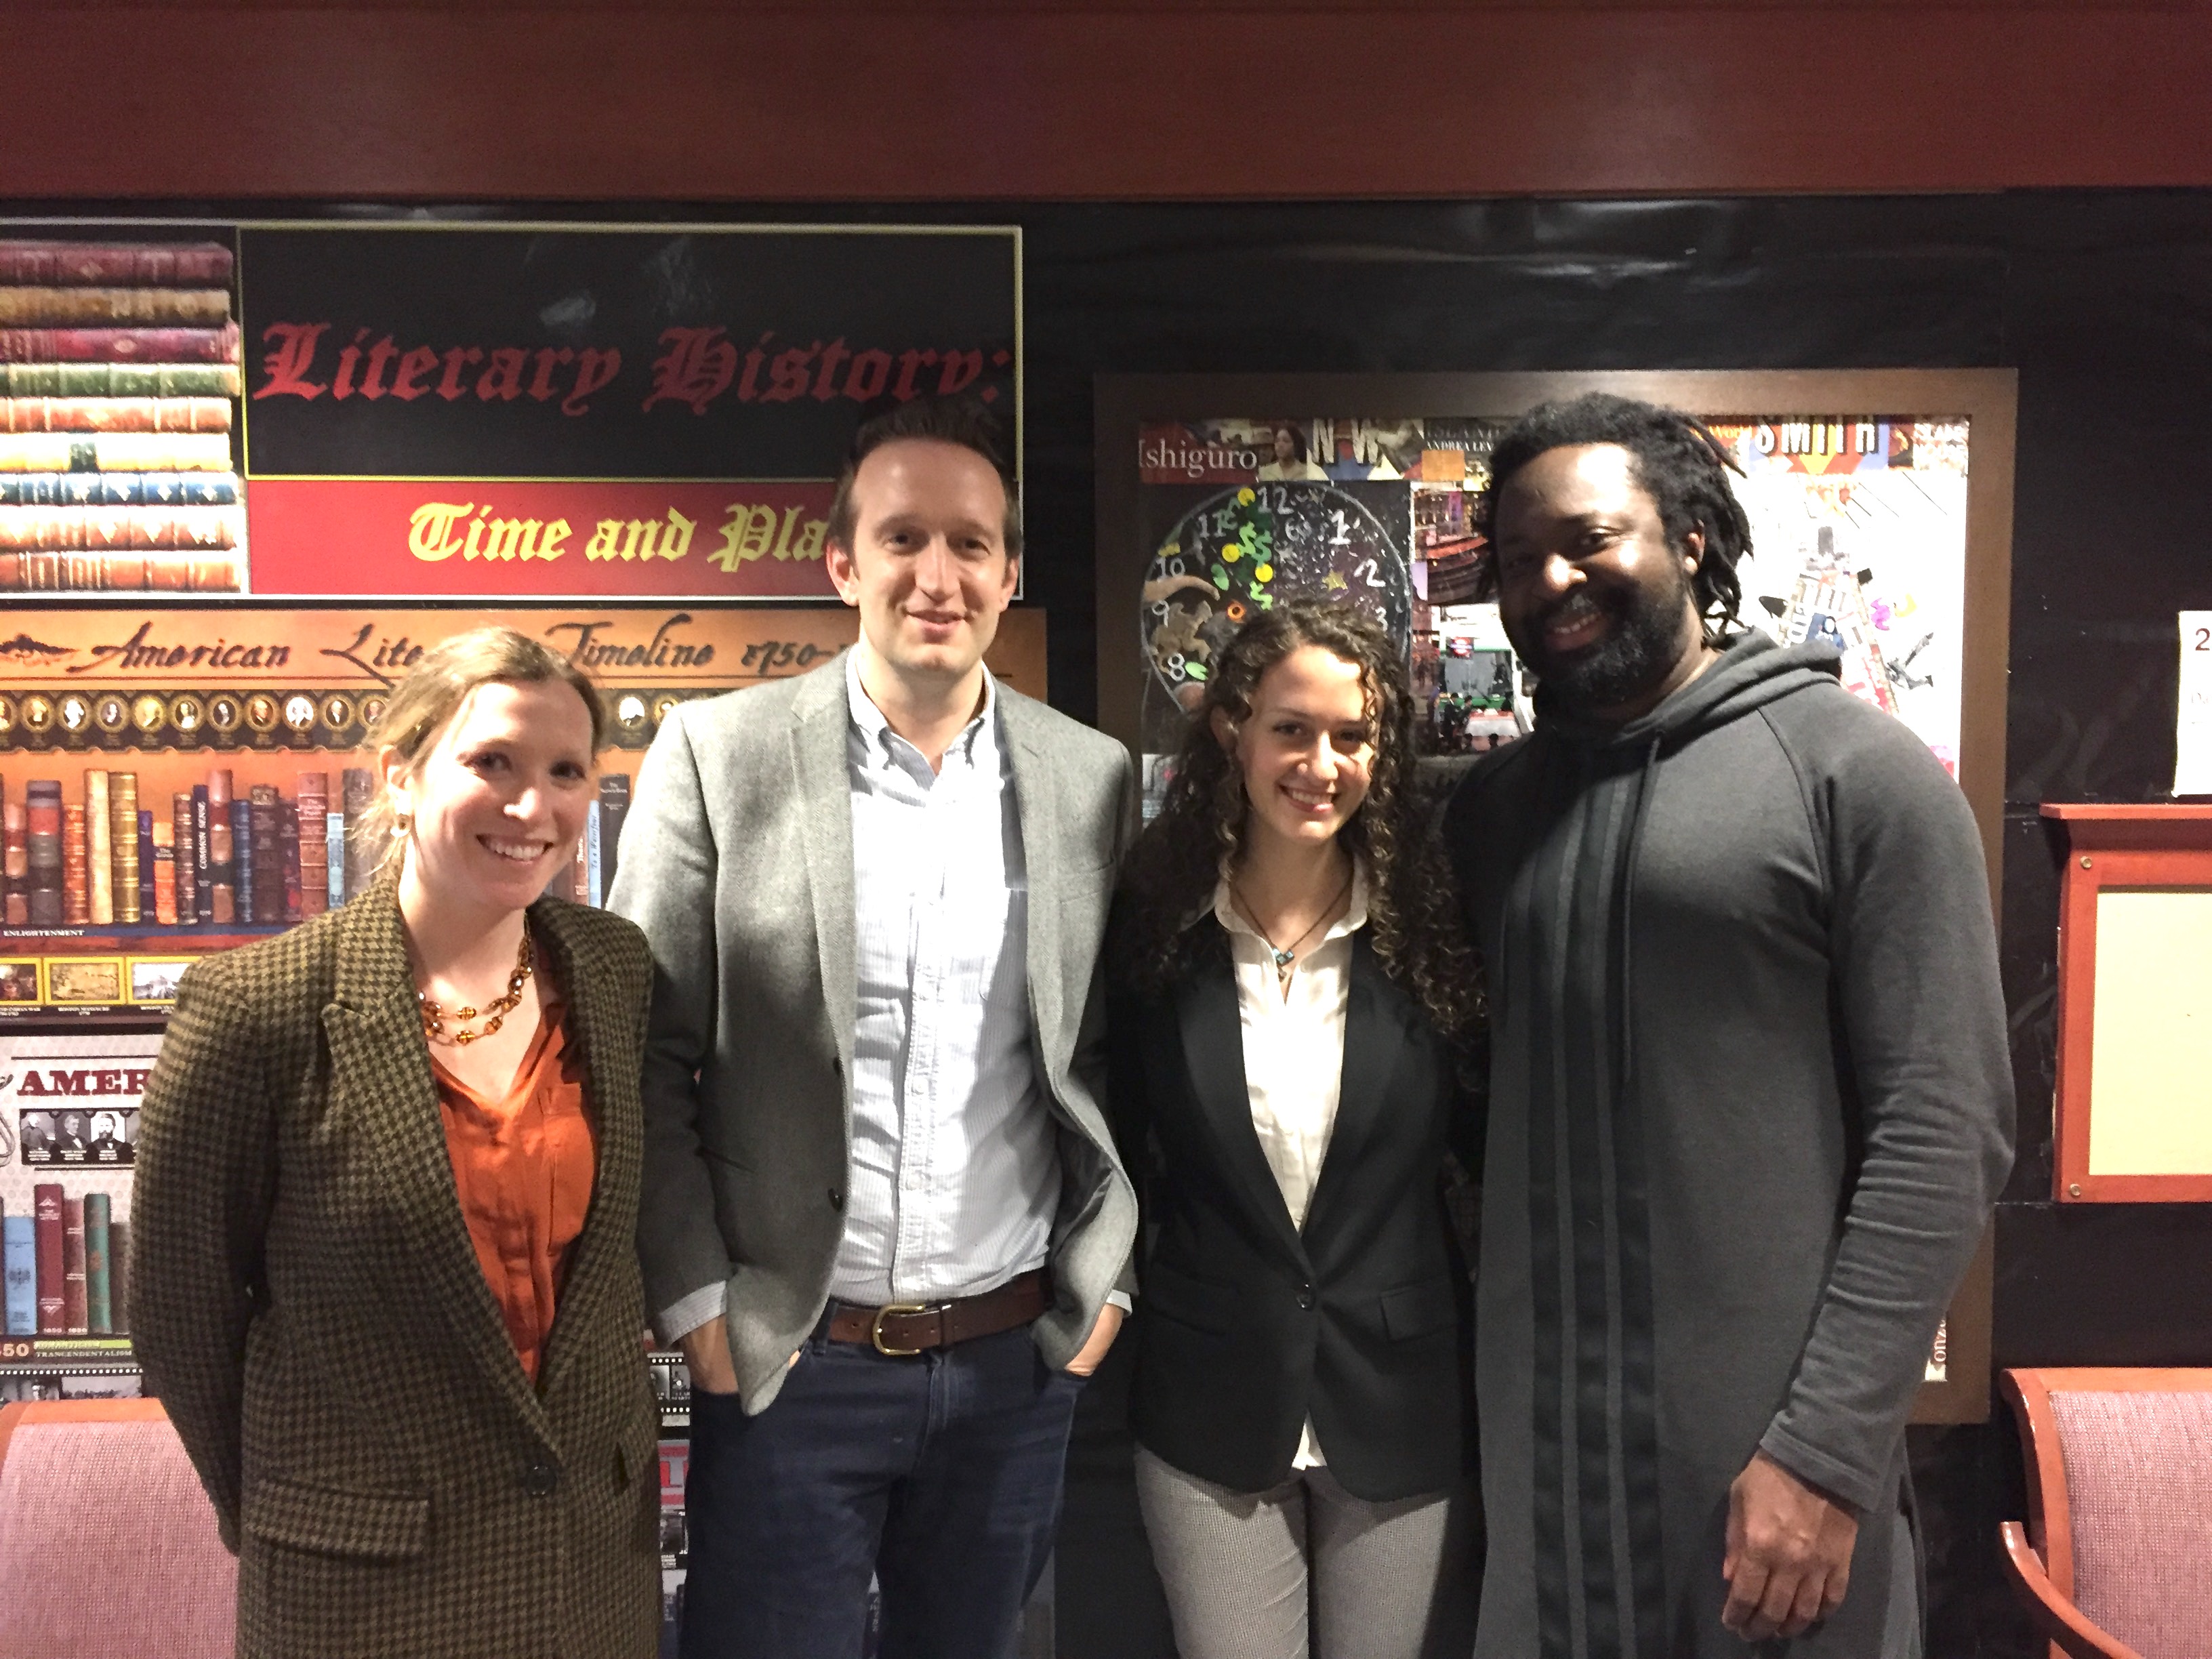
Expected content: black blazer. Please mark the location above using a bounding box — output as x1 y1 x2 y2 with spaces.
1108 920 1479 1504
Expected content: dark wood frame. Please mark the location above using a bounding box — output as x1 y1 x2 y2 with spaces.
2043 804 2212 1204
1097 369 2019 1424
1999 1366 2212 1659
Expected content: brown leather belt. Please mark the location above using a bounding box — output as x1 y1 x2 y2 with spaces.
826 1269 1051 1357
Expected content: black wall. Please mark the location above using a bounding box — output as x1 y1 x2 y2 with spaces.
1001 191 2212 1659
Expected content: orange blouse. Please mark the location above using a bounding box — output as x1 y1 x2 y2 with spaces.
432 1000 597 1385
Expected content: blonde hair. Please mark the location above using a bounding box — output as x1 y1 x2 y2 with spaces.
356 626 607 868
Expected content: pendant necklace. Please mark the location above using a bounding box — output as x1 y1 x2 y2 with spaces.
418 928 533 1047
1235 869 1354 987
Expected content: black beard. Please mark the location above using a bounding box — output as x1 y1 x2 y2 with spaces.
1527 576 1695 714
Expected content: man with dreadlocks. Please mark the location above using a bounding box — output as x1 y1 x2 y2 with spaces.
1442 394 2011 1658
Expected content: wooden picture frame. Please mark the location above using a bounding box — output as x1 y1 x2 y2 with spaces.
1097 369 2020 1423
2045 803 2212 1204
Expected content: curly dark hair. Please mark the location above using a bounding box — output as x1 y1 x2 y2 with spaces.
1470 392 1754 642
1116 600 1481 1040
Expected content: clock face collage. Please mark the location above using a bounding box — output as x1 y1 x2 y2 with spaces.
1141 482 1410 714
1133 420 1468 769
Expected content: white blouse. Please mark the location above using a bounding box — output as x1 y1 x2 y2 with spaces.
1212 863 1370 1469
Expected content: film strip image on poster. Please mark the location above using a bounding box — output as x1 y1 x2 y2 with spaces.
0 602 1047 1012
0 220 1019 602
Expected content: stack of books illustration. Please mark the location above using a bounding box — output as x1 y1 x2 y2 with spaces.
0 238 246 594
3 1183 130 1338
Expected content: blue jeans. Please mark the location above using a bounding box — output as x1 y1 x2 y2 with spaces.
680 1316 1083 1659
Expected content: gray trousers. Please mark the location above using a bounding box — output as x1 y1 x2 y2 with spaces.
1134 1445 1480 1659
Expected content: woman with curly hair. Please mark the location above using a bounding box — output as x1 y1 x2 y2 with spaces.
1108 599 1483 1659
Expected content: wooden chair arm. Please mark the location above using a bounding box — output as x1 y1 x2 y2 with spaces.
1999 1522 2144 1659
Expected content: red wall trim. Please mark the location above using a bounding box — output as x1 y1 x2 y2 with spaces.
3 7 2209 200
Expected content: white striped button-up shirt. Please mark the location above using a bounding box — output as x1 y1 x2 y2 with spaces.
829 655 1059 1305
652 657 1065 1344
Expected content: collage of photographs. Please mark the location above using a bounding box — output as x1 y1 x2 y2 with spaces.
1132 412 1973 814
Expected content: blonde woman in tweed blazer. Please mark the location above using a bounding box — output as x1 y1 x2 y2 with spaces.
131 629 661 1659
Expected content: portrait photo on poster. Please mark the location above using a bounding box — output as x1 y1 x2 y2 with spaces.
18 1104 138 1168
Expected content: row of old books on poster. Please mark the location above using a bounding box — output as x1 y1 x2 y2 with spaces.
0 239 243 592
2 769 348 930
1 769 636 933
1 1186 129 1337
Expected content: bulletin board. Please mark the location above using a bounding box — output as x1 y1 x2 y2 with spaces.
1098 369 2019 1422
1098 370 2015 889
0 210 1033 1501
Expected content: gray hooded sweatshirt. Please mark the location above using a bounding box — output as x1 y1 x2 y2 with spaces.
1443 634 2013 1659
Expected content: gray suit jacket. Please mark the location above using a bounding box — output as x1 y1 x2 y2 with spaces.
609 650 1140 1412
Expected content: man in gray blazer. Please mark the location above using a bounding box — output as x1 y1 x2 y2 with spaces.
610 396 1137 1659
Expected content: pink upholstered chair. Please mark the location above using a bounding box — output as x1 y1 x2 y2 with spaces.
2000 1367 2212 1659
0 1398 237 1658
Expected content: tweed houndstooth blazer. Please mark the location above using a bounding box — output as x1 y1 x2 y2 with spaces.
130 865 661 1659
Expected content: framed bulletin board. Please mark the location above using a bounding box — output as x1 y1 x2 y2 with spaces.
1097 369 2017 889
1098 369 2019 1423
2045 804 2212 1204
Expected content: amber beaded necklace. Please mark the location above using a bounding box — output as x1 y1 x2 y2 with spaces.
417 928 533 1047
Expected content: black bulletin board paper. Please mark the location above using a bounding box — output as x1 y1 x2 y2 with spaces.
238 224 1019 480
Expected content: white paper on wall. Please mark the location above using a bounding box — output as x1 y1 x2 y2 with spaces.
2178 611 2212 797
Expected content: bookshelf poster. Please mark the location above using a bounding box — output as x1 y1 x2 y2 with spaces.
0 602 1046 994
0 220 1020 601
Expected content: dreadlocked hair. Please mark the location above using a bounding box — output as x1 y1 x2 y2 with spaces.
1470 392 1755 644
1115 600 1482 1042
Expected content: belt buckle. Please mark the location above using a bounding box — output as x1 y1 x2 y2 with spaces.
870 1302 930 1357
